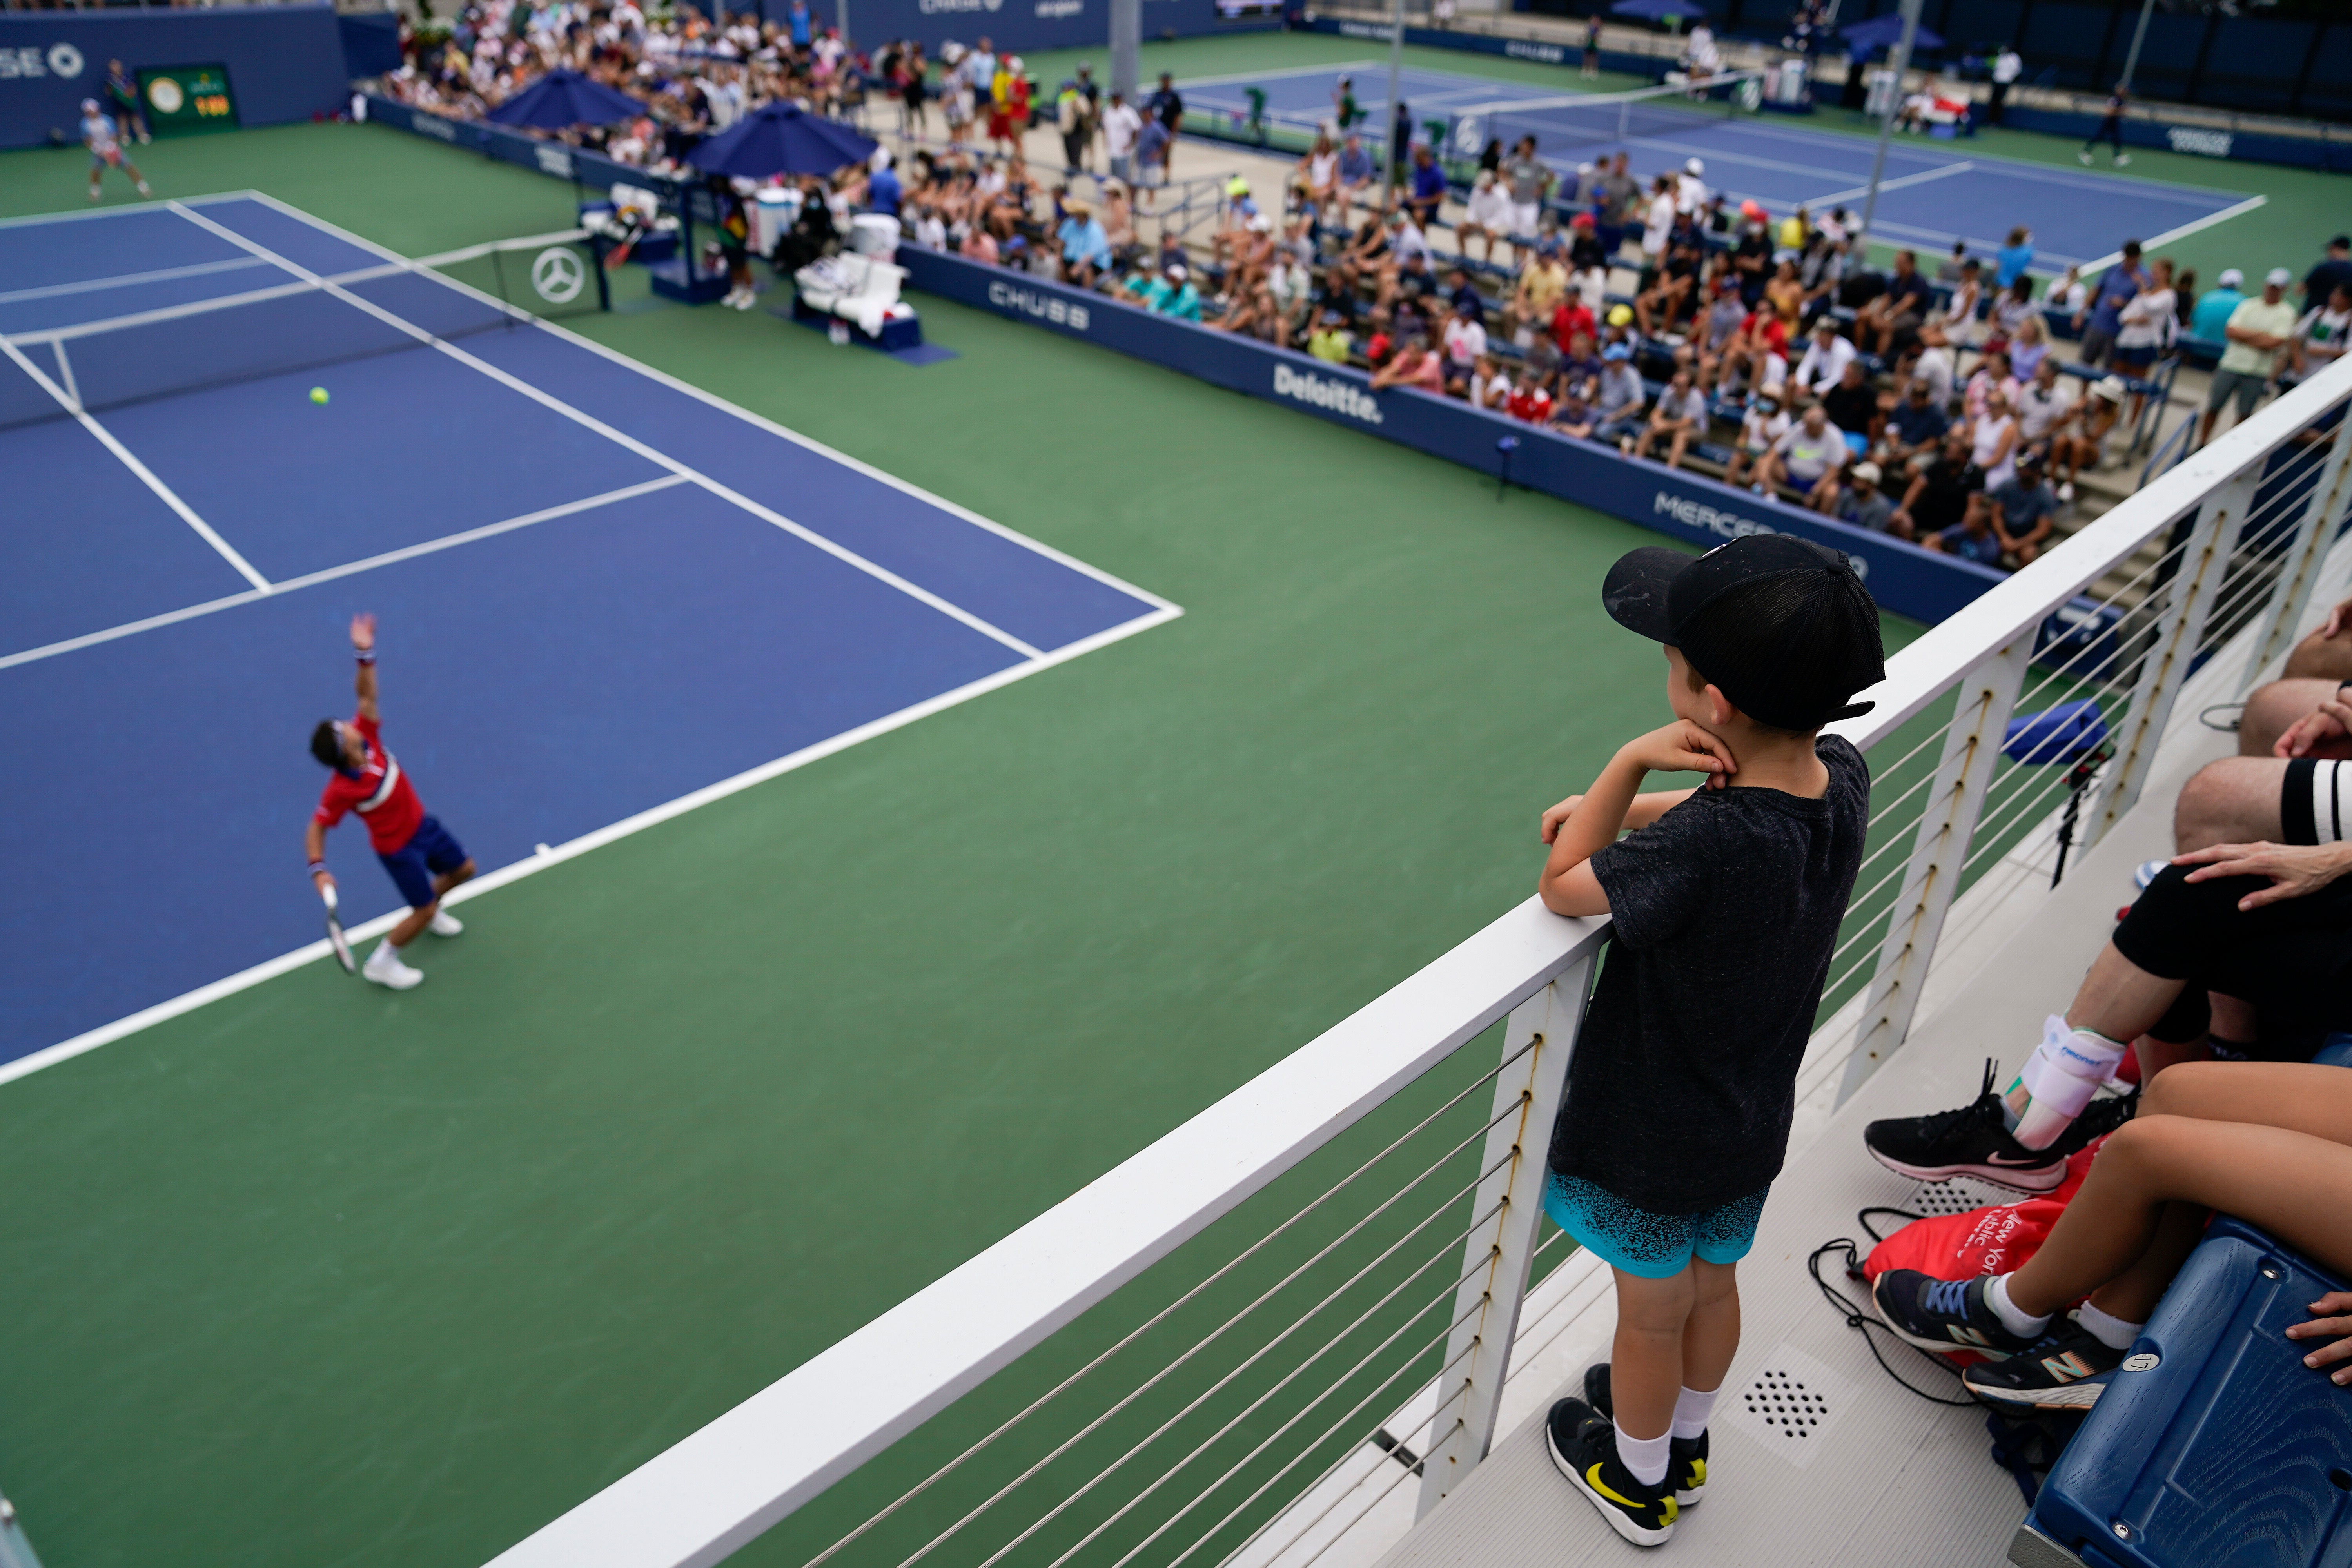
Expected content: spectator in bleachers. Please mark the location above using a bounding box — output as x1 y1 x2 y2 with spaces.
2007 313 2051 381
2296 282 2352 376
2305 234 2352 312
1720 306 1791 402
1924 489 2006 566
2201 268 2300 446
1635 237 1703 339
1988 451 2060 565
1593 344 1647 434
1891 429 1983 542
1055 196 1110 288
1969 385 2022 490
1679 278 1749 385
1406 143 1448 230
1441 297 1489 394
1299 129 1340 216
1371 334 1443 392
1549 377 1599 439
1467 352 1514 411
1509 239 1573 348
1962 349 2022 426
2114 256 2179 422
2014 355 2076 465
1506 365 1555 424
1791 319 1857 402
1458 171 1514 266
1836 460 1900 536
1821 359 1880 454
1501 136 1553 256
1721 393 1788 492
1797 237 1848 324
1995 225 2035 291
1875 1058 2352 1405
1335 132 1375 221
1940 258 1987 368
2192 267 2248 342
1757 403 1847 510
1857 249 1932 358
2076 239 2147 369
1935 239 1970 286
1624 369 1709 470
1596 151 1639 261
1907 323 1958 410
1879 377 1950 476
1639 174 1677 274
2049 374 2125 499
1306 307 1351 364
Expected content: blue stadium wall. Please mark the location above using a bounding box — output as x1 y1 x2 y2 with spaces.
0 5 350 149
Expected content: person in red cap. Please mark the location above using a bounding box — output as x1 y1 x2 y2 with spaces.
1531 536 1884 1546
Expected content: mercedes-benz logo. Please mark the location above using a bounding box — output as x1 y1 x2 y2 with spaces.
531 247 585 303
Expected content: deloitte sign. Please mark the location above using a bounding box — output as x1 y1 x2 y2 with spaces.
1273 363 1382 424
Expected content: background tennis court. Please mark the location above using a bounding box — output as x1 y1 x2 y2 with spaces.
1180 60 2261 268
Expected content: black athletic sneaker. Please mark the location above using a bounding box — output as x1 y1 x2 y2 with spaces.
1544 1397 1678 1547
1871 1269 2040 1359
1583 1363 1707 1506
2050 1086 2139 1157
1862 1059 2070 1191
1962 1320 2128 1409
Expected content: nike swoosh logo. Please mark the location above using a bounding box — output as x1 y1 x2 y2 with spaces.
1985 1152 2056 1165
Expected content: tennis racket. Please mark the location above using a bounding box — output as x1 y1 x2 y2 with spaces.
321 882 356 975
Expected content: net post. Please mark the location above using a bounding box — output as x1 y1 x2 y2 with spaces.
2239 414 2352 693
1414 953 1593 1518
2085 470 2258 851
1836 641 2029 1108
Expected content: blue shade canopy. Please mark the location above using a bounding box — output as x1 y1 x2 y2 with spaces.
685 103 879 178
485 68 647 128
1840 14 1946 51
1610 0 1711 20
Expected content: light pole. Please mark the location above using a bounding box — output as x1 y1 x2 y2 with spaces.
2115 0 2156 95
1383 0 1404 182
1851 0 1920 265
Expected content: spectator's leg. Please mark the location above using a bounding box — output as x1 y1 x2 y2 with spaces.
2174 757 2299 851
2287 626 2352 683
1667 428 1692 470
2005 1061 2352 1320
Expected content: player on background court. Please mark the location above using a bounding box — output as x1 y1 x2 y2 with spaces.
305 614 476 990
80 98 151 203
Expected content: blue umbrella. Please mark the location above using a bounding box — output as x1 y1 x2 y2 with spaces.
686 102 878 178
1840 13 1945 51
1610 0 1710 19
485 68 646 129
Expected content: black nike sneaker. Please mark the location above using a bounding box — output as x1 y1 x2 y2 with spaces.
1583 1363 1707 1507
2049 1086 2139 1157
1871 1269 2040 1359
1544 1397 1677 1547
1862 1059 2070 1191
1963 1319 2128 1409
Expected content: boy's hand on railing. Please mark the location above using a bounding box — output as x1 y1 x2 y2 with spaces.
2174 840 2352 908
1540 794 1585 845
1620 720 1737 790
2270 698 2352 759
2286 1291 2352 1387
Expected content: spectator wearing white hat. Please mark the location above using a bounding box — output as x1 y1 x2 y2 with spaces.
1676 156 1708 216
2191 267 2248 343
2201 268 2300 446
2050 374 2127 497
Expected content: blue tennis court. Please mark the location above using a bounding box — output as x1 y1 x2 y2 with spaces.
0 192 1178 1071
1181 62 2263 269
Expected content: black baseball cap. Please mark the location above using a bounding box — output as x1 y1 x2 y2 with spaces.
1602 535 1885 730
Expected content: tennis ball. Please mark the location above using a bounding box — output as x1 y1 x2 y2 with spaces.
310 387 330 404
1606 304 1634 328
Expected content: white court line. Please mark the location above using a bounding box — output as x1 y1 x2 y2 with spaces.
0 475 690 673
1804 158 1976 209
2075 193 2270 278
0 602 1180 1091
1174 60 1387 91
234 189 1184 618
0 330 272 593
0 255 270 308
167 198 1051 661
50 340 79 407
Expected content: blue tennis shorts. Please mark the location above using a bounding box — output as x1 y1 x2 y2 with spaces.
378 815 468 910
1543 1169 1770 1280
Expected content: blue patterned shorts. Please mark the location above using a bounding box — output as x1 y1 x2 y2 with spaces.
1543 1170 1771 1280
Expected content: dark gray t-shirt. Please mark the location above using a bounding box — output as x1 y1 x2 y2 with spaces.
1546 736 1869 1214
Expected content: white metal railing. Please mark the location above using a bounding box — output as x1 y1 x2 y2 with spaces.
481 356 2352 1568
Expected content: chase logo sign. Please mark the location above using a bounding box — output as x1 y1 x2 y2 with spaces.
1504 40 1566 63
1273 363 1383 424
2165 126 2230 158
0 43 85 80
536 144 574 178
412 111 458 140
918 0 1004 12
1036 0 1083 15
987 280 1090 330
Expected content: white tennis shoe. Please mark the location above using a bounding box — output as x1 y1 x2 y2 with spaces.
364 943 423 989
429 910 464 937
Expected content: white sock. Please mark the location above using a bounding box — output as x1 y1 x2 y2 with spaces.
1985 1272 2053 1338
1670 1385 1717 1441
370 939 405 966
2074 1300 2143 1350
1614 1425 1671 1488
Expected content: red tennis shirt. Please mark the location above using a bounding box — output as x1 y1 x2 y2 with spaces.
314 713 425 854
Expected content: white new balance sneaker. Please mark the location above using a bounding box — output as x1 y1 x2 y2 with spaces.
429 910 464 937
364 944 424 989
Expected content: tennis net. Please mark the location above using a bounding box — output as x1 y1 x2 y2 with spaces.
0 229 607 435
1444 70 1763 166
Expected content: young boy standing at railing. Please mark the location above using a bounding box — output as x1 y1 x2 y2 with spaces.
1533 535 1882 1546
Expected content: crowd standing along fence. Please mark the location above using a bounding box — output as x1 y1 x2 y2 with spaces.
476 352 2352 1568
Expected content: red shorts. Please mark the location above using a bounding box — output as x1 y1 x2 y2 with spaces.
987 109 1013 139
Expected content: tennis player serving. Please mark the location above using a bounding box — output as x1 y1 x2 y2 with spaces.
305 614 475 989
